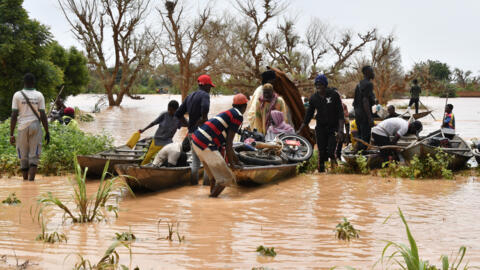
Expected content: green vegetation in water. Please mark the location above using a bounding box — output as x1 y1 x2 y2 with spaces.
377 208 475 269
35 159 133 223
379 152 453 179
335 218 360 241
2 192 21 205
115 231 136 242
0 120 113 176
74 107 95 122
330 154 369 175
35 217 67 244
73 240 139 270
297 150 318 174
256 246 277 257
157 219 185 243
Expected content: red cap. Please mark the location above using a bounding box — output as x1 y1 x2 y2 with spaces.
64 107 75 115
197 74 215 87
233 94 248 105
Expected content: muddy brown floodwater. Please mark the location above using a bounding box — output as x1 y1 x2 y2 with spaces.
1 94 480 269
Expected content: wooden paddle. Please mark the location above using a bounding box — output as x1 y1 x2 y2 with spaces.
354 138 405 150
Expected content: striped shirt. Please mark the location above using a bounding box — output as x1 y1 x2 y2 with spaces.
192 108 243 150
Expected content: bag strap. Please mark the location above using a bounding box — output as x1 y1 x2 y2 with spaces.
20 90 42 122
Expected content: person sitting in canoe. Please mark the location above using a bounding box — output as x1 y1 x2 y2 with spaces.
385 105 400 119
265 110 295 141
371 118 423 161
191 94 248 197
139 100 186 165
442 104 455 130
152 136 190 167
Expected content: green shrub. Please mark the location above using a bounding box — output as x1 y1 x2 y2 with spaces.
256 245 277 257
296 150 318 174
335 218 360 241
331 154 369 175
379 152 453 179
0 119 113 176
2 192 21 205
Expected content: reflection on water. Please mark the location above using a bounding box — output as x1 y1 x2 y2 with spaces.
1 94 479 269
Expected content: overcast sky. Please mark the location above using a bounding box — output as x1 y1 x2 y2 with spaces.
23 0 480 74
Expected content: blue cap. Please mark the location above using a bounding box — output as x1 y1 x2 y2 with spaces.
314 74 328 87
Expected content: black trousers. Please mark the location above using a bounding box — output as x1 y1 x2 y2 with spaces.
355 112 371 151
315 126 337 164
409 97 419 114
372 133 394 161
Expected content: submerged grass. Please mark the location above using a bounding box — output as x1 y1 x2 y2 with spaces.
35 158 133 223
377 208 476 269
256 246 277 257
72 240 139 270
335 218 360 241
2 192 21 205
157 219 185 243
330 154 369 175
35 217 67 244
114 231 136 242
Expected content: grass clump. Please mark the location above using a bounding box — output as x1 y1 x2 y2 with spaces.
335 218 360 241
330 154 369 175
73 240 139 270
379 152 453 179
0 119 113 176
377 208 475 269
157 219 185 243
2 192 21 205
256 245 277 257
115 232 136 242
36 158 132 223
35 218 67 244
297 149 318 174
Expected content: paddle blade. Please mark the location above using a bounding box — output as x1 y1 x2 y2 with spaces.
126 131 141 149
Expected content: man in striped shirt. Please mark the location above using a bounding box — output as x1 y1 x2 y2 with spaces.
191 94 249 197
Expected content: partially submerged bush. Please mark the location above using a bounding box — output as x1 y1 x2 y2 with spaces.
0 120 113 176
379 152 453 179
2 192 21 205
335 218 360 241
256 245 277 257
297 150 318 174
36 159 132 223
331 154 369 175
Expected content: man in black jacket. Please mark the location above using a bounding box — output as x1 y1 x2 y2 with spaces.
297 75 344 172
352 66 376 151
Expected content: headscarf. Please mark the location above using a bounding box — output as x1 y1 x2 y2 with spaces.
268 110 294 134
261 70 276 85
259 87 278 129
314 74 328 87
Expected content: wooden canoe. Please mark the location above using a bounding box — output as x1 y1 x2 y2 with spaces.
233 163 298 186
401 134 473 170
114 164 201 192
77 137 152 178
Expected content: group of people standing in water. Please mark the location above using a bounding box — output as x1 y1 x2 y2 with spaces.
9 68 457 196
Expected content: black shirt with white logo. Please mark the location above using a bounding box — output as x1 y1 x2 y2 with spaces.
304 88 344 129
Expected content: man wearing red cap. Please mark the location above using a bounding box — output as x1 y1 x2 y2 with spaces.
191 94 248 197
175 74 214 185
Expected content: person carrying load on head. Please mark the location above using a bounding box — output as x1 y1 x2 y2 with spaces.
372 118 423 161
174 74 214 185
296 74 345 172
442 104 455 130
191 94 248 198
139 100 185 165
249 83 287 135
10 73 50 181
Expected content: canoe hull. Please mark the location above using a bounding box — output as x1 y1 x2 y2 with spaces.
233 163 298 186
77 155 141 178
114 164 195 192
401 135 472 170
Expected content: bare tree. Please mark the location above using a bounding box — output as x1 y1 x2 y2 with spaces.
155 0 222 100
371 35 404 104
59 0 155 106
304 19 328 78
264 19 309 79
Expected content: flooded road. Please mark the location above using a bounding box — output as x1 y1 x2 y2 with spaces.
1 94 480 269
